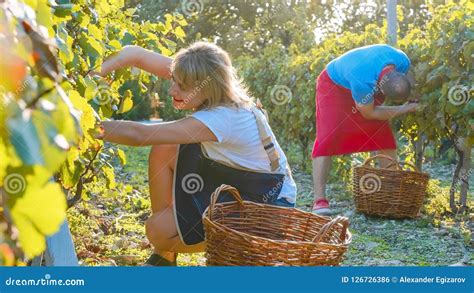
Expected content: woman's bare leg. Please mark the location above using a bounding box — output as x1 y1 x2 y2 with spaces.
147 144 180 261
145 209 206 254
148 144 179 212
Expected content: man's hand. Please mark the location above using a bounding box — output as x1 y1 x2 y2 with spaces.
357 101 420 120
400 101 420 113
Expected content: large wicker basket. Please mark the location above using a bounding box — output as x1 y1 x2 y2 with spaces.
202 184 352 266
352 154 430 218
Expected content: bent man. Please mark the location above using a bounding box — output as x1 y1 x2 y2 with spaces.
311 44 419 215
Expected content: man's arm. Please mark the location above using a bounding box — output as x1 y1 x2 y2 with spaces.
99 45 173 79
100 117 217 146
357 102 419 120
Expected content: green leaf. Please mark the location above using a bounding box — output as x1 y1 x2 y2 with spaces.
124 8 136 17
97 1 112 16
120 32 135 46
32 109 69 173
58 148 82 189
0 138 9 180
88 24 103 41
118 90 133 114
103 166 116 189
52 4 74 18
158 44 172 57
108 39 122 51
7 105 43 166
69 90 96 132
76 12 91 27
8 166 66 258
82 76 98 101
35 0 53 36
78 33 103 58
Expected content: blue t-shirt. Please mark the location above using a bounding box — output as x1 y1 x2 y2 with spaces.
326 44 410 105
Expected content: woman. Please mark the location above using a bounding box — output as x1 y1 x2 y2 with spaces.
96 42 297 266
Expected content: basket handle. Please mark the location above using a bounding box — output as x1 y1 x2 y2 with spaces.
385 161 420 172
311 216 349 243
208 184 244 220
363 154 398 168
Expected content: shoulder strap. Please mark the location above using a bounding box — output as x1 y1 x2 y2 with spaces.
250 101 281 172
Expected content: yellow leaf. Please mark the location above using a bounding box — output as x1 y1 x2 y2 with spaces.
118 90 133 113
88 24 103 41
117 148 126 165
174 26 186 39
8 167 66 258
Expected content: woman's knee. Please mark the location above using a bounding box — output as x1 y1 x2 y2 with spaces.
145 211 176 244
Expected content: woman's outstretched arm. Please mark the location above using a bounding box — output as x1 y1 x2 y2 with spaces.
99 117 217 146
99 45 173 79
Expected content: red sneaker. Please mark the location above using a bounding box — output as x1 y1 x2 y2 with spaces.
312 198 332 216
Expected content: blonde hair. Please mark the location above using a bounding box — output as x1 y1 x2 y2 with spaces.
170 41 253 110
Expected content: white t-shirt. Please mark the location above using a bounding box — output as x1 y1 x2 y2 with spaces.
191 105 297 203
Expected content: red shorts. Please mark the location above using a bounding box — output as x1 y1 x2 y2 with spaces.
312 70 396 158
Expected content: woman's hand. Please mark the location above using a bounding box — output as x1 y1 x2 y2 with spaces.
92 121 106 140
99 118 217 146
93 45 173 79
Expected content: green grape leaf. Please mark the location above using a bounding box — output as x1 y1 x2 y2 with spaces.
8 167 66 258
78 33 103 58
7 106 43 166
52 4 74 18
121 32 135 46
103 166 116 189
117 90 133 114
0 138 9 180
83 76 98 101
59 149 83 189
69 90 97 132
108 39 122 51
76 12 91 27
88 24 103 41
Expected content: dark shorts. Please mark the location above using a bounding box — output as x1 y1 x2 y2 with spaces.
172 144 293 245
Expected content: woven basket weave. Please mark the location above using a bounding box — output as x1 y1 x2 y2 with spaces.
352 154 430 219
202 184 352 266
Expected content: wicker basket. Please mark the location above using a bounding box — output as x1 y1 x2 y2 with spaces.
202 184 352 266
352 154 430 218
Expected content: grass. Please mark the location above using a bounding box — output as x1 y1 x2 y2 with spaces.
67 145 473 266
